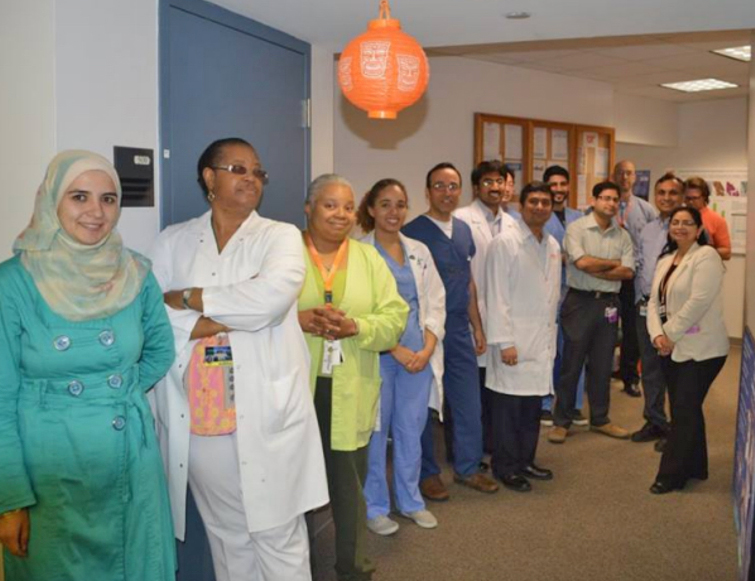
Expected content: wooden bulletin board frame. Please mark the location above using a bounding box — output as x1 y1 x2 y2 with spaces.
474 113 615 209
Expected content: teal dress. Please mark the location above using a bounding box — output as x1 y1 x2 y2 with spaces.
0 255 177 581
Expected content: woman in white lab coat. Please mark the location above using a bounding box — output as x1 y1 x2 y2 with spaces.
484 182 561 491
149 137 328 581
357 178 446 535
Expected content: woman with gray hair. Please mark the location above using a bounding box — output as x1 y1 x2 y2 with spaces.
298 174 408 581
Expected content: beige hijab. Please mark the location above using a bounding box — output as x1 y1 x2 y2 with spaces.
13 150 149 321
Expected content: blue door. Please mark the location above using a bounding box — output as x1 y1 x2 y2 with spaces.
159 2 310 579
160 0 310 230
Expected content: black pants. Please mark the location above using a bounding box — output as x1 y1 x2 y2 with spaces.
656 356 727 487
490 392 541 477
619 280 640 386
309 377 373 581
554 289 620 428
480 367 494 454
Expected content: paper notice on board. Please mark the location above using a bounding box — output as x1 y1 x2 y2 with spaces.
577 175 588 207
595 147 609 178
504 125 523 159
483 122 502 161
533 160 546 182
551 129 569 161
583 132 599 149
533 128 547 159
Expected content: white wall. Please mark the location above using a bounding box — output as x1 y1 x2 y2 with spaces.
746 31 755 334
614 93 678 147
311 46 335 177
0 1 56 262
334 55 615 215
617 97 749 339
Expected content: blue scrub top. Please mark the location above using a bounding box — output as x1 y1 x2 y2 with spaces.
376 241 424 352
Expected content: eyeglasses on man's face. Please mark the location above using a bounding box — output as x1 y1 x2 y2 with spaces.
480 177 505 188
431 182 461 193
212 164 269 184
596 195 619 203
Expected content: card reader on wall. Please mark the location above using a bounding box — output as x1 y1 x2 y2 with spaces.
114 146 154 207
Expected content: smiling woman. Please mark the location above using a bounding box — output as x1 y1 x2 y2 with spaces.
56 170 119 245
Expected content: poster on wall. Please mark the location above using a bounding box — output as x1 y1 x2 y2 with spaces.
677 169 748 255
633 170 651 200
734 327 755 581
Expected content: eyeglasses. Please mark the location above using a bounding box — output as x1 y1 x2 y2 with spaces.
670 220 697 227
481 178 505 187
684 195 703 202
212 164 269 184
431 182 461 193
596 196 619 203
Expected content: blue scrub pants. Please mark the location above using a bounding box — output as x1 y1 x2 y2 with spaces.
421 314 483 478
364 354 432 519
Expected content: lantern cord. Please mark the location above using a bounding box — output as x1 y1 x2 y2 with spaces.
378 0 391 21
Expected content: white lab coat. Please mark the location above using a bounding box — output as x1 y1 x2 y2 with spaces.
149 210 328 538
484 219 561 396
454 200 516 366
361 231 446 413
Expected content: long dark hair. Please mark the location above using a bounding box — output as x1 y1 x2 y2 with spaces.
356 178 408 232
660 206 708 257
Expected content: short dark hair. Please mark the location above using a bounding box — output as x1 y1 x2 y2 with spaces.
655 172 684 190
543 165 570 183
661 206 708 256
502 165 514 180
684 176 710 203
592 181 621 199
520 181 554 206
426 162 462 190
356 178 408 232
471 160 505 187
197 137 256 195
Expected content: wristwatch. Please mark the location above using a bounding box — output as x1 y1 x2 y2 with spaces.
182 288 192 310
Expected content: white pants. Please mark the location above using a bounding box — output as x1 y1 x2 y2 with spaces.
188 433 311 581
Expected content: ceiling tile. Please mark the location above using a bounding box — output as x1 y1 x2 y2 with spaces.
592 42 697 61
533 51 627 70
581 60 670 79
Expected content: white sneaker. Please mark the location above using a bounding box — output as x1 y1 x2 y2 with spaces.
400 509 438 529
367 515 399 536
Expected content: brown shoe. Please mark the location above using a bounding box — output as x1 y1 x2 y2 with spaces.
548 426 568 444
590 423 630 439
420 475 450 502
453 472 499 494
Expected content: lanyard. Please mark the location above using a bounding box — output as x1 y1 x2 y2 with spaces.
304 233 349 305
617 196 633 228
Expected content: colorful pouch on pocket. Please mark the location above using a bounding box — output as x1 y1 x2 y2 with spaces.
185 333 236 436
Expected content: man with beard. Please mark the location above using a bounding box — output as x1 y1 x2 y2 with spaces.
541 165 586 427
548 181 634 444
631 173 684 448
403 162 499 501
613 160 657 398
485 182 561 492
455 160 517 456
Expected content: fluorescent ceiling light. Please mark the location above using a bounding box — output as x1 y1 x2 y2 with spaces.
505 11 531 19
661 78 738 93
711 45 751 62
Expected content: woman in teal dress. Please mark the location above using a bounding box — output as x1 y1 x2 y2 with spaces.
0 150 177 580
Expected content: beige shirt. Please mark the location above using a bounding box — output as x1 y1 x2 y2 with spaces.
564 213 634 293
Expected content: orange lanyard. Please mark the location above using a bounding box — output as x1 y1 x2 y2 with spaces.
304 233 349 305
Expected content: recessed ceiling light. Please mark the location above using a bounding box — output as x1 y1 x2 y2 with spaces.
711 45 751 62
505 11 531 19
661 78 739 93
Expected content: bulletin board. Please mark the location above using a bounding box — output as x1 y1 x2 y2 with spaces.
677 169 748 255
474 113 615 209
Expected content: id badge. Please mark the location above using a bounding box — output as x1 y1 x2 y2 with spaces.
685 325 701 335
321 339 344 374
639 303 648 317
604 306 619 324
204 345 233 366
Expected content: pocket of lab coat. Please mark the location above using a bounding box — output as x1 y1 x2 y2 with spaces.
513 320 549 363
262 369 309 435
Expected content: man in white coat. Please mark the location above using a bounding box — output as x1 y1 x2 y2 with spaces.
454 160 516 456
149 137 328 581
485 181 561 492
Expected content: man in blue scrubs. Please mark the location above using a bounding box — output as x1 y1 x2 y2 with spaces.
403 162 499 501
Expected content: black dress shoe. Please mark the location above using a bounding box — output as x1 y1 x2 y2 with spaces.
500 474 532 492
631 422 665 443
649 480 683 494
520 464 553 481
654 437 668 453
623 383 641 398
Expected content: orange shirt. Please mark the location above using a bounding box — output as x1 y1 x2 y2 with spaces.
700 205 731 250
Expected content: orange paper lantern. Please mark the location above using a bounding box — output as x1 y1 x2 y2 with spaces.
338 0 430 119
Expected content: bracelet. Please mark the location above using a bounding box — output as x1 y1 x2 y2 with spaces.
182 288 192 310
